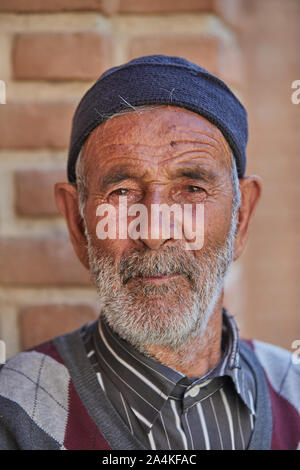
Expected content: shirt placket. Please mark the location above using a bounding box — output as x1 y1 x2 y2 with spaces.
181 377 225 450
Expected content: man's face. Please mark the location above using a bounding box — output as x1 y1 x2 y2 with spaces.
79 106 237 354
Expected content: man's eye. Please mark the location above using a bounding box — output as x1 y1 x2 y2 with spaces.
110 188 129 196
186 185 203 192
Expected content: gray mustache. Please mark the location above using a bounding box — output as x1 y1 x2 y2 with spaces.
118 246 198 284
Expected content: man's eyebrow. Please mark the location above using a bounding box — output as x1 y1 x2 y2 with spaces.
100 166 146 189
169 165 218 183
99 164 218 189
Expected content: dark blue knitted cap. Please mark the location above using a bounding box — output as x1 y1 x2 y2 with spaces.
68 54 248 183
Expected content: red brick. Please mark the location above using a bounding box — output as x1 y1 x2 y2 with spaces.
0 0 214 14
0 102 75 149
0 237 91 286
118 0 214 13
13 33 113 81
128 34 219 75
0 0 108 13
15 168 66 217
20 303 98 350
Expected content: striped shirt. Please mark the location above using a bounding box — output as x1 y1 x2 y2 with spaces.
81 309 256 450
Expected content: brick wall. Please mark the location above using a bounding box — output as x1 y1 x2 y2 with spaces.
0 0 299 357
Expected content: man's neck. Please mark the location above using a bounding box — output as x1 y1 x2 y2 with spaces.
144 297 224 378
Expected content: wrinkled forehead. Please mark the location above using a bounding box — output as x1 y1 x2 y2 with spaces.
84 106 231 155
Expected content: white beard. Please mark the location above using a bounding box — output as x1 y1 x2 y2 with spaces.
85 216 237 357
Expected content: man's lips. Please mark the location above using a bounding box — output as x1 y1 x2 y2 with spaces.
127 273 183 284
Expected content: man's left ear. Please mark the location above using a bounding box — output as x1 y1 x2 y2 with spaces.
233 175 263 261
54 182 89 270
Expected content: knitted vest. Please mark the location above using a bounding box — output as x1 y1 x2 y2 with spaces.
0 325 299 450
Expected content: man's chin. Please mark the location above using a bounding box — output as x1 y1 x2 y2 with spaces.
101 290 205 345
102 306 205 354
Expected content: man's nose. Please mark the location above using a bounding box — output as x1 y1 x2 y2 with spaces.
140 230 170 250
138 190 173 250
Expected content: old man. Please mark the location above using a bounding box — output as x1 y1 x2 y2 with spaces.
0 55 299 450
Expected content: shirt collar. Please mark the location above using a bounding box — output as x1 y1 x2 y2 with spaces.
92 307 256 430
219 310 256 415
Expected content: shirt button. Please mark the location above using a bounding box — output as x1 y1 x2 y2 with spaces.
185 379 212 398
186 385 201 397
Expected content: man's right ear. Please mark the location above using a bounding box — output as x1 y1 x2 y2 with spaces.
54 182 89 270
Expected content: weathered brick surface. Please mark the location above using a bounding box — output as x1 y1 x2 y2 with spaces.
0 0 242 24
128 34 219 75
0 102 75 149
118 0 214 13
15 168 66 217
0 238 91 286
0 0 107 13
13 33 113 81
20 303 98 350
0 0 214 14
